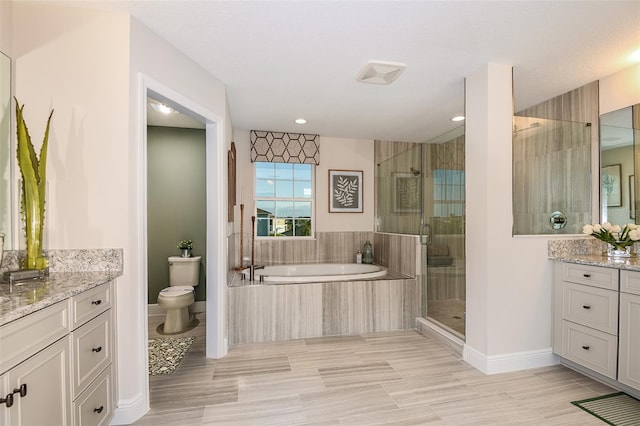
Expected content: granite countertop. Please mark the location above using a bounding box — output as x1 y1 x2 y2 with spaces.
0 271 118 326
548 238 640 271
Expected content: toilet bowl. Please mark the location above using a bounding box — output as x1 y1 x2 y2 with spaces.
157 256 201 334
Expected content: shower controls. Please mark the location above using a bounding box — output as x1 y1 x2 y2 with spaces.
549 211 567 230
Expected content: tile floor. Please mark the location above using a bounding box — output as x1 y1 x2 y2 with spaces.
135 313 612 425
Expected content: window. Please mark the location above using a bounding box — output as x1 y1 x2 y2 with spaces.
255 162 313 237
433 169 465 217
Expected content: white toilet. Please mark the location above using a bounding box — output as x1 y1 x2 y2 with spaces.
157 255 201 334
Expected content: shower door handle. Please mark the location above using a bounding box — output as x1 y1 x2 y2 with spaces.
420 223 431 245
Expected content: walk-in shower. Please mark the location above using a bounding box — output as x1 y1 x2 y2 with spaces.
375 126 466 338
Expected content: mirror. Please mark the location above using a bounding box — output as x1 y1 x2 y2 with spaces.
0 51 11 248
600 104 639 225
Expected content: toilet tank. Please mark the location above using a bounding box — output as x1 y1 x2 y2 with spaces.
168 256 201 287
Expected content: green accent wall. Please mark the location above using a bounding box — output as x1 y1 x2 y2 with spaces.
147 126 206 304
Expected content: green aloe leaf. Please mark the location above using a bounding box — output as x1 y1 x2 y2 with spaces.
15 98 53 269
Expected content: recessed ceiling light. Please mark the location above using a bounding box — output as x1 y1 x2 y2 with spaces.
629 48 640 63
294 118 307 125
356 60 406 85
150 102 174 114
451 115 465 122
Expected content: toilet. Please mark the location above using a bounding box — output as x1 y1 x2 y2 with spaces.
157 255 201 334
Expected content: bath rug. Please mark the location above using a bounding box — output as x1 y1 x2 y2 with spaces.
148 336 195 375
572 392 640 425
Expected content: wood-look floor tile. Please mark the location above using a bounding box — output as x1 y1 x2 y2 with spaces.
200 395 306 425
237 369 326 402
339 404 442 425
150 381 238 408
212 355 291 379
318 361 401 389
288 348 362 371
299 384 398 423
131 406 204 425
304 334 369 351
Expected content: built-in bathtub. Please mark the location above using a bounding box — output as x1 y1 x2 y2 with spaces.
241 263 387 283
229 264 417 345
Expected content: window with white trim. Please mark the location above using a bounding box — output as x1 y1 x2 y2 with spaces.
255 162 314 237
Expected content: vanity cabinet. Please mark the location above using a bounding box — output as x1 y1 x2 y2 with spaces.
553 262 640 397
619 271 640 390
0 281 115 426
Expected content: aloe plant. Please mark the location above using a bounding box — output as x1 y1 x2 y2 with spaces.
15 98 53 270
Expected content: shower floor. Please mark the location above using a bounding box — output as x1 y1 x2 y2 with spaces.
427 298 465 336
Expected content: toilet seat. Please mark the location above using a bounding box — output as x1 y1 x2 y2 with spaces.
159 286 194 296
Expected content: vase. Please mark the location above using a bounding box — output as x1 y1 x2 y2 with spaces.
607 243 633 258
181 249 192 258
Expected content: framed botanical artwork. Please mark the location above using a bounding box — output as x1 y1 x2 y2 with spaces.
329 170 363 213
601 164 621 207
630 175 636 220
393 172 420 213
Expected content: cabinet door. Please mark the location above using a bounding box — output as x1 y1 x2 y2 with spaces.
6 337 71 426
619 292 640 391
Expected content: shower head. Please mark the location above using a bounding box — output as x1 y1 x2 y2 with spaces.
410 167 421 176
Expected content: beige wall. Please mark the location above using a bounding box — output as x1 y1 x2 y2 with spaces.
233 130 375 234
600 63 640 115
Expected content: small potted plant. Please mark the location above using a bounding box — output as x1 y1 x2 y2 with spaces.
177 239 193 258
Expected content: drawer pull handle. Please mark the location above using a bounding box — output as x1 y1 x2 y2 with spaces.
12 384 27 397
0 393 13 408
91 300 102 306
92 346 103 353
94 406 104 414
582 345 590 350
582 305 591 310
583 274 591 278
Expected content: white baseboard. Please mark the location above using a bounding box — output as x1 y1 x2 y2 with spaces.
110 393 148 425
147 301 206 316
463 345 559 375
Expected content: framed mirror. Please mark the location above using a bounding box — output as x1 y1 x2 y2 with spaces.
600 104 639 225
0 51 11 248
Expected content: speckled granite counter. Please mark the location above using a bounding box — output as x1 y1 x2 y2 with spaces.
0 248 123 326
548 238 640 271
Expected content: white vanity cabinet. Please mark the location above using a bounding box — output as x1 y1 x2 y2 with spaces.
619 271 640 390
0 281 116 426
553 262 640 397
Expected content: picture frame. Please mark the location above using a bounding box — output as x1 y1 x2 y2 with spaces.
630 175 636 220
393 172 421 213
328 170 363 213
601 164 622 207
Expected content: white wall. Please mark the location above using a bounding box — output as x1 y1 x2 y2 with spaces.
465 63 556 374
0 0 11 55
600 63 640 115
233 130 375 233
12 4 231 424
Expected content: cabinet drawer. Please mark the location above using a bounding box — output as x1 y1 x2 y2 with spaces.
562 321 617 379
562 263 618 290
562 282 618 334
71 283 111 329
71 310 112 398
0 300 70 373
74 365 113 426
621 270 640 296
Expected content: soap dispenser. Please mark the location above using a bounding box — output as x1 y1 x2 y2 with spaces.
362 240 373 264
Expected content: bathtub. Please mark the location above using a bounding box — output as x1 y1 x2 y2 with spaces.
242 263 387 283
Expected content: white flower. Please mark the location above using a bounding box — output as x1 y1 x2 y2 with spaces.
582 224 594 235
630 230 640 241
603 222 612 231
627 224 639 231
593 224 603 232
611 224 622 234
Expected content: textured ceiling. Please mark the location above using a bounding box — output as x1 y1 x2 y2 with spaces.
82 1 639 142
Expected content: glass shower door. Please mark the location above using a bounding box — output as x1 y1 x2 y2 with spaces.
421 127 466 338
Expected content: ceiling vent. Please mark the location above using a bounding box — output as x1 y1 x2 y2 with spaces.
356 60 406 85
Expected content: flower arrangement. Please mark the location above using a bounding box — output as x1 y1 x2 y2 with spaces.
582 222 640 250
177 239 193 250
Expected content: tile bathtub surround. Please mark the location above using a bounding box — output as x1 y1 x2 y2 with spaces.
0 248 123 274
228 278 418 345
373 232 418 277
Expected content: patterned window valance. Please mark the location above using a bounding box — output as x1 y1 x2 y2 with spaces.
250 130 320 165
